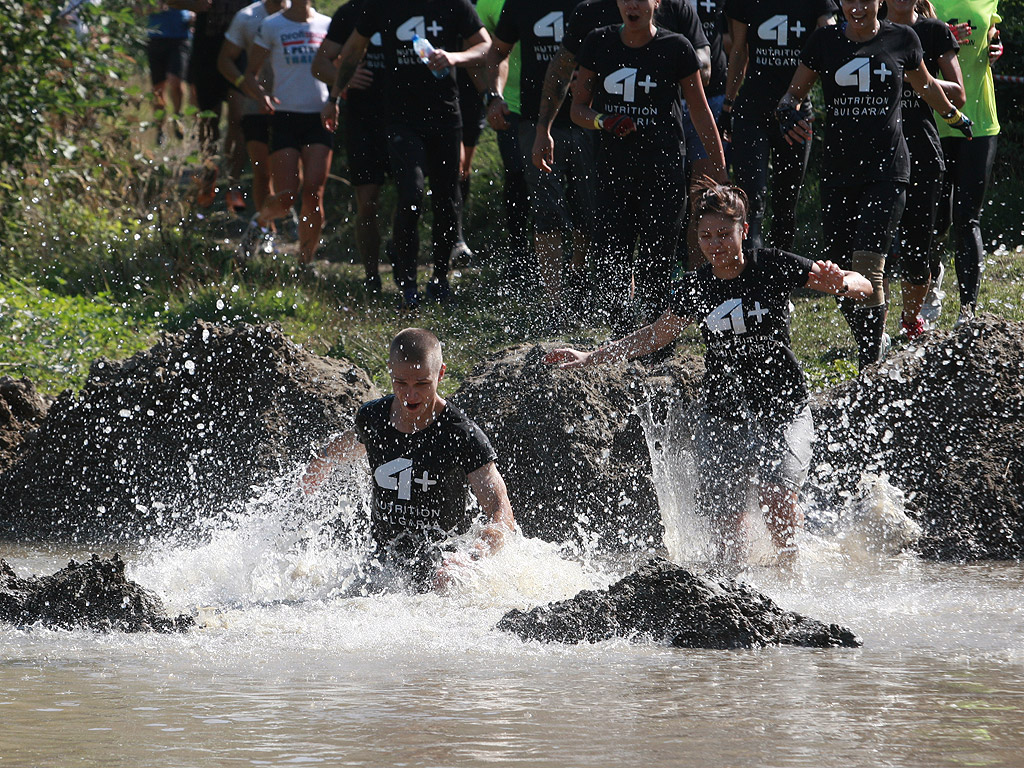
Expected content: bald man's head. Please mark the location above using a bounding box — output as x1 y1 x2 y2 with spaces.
388 328 443 375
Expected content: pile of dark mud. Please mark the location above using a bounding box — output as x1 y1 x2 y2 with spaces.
0 554 193 632
0 321 378 541
811 316 1024 560
497 558 861 649
453 344 705 549
0 377 50 474
2 316 1021 561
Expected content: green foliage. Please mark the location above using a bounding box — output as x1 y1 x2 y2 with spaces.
0 0 141 176
0 277 156 391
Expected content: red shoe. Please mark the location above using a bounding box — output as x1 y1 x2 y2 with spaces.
226 187 245 213
901 314 925 340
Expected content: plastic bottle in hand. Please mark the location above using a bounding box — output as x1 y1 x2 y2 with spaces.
412 34 449 79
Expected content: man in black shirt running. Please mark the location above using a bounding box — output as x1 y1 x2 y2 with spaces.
302 328 516 591
321 1 491 308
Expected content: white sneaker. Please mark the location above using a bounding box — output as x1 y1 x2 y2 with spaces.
921 263 945 328
240 214 267 259
954 304 975 329
880 332 892 362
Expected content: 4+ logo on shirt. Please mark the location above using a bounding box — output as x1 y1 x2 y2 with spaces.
375 457 437 501
835 57 893 92
705 299 768 335
533 11 563 42
397 16 444 41
757 15 807 46
604 68 657 102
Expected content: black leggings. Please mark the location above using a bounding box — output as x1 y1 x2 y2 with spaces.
387 124 464 289
932 135 998 308
495 112 532 273
731 106 812 252
891 149 943 285
594 156 686 325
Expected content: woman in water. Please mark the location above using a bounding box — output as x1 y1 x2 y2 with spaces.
883 0 965 338
777 0 972 369
570 0 726 332
545 183 872 565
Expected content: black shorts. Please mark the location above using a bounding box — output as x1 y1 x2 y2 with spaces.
187 43 229 112
241 113 271 145
147 37 190 85
270 111 334 153
346 103 389 186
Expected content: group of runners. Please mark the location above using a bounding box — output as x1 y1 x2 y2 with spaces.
145 0 1002 577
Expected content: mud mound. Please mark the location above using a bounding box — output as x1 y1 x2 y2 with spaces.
812 316 1024 560
0 377 50 473
0 554 193 632
452 344 704 550
497 558 861 649
0 321 378 541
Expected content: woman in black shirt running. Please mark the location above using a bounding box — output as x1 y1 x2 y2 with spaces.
883 0 964 339
571 0 725 332
777 0 972 369
545 183 872 565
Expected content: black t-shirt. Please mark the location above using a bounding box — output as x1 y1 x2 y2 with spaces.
577 26 699 165
193 0 250 54
724 0 836 119
563 0 708 57
495 0 585 124
355 396 497 559
901 17 958 172
801 21 923 186
669 248 813 426
693 0 728 97
327 0 386 112
356 0 484 130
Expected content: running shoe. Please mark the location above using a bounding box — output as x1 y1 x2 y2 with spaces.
260 230 277 256
954 304 975 329
240 214 267 259
450 240 474 268
920 263 945 329
226 186 246 214
397 285 420 313
364 273 382 294
879 332 892 362
901 314 925 341
425 275 452 304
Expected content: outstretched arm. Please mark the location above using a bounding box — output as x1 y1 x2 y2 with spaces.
545 310 691 369
804 260 873 299
300 430 366 495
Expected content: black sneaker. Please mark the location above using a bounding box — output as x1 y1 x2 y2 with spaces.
398 285 420 313
425 276 452 304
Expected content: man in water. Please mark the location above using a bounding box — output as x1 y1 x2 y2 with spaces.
301 328 516 591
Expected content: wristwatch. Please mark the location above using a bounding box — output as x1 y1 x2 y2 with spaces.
483 90 502 107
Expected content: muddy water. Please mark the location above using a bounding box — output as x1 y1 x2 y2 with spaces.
3 501 1024 768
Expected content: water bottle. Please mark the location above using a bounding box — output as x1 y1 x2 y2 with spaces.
411 34 449 79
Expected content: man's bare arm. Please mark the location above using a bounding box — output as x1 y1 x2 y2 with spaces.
300 430 366 495
467 462 515 556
